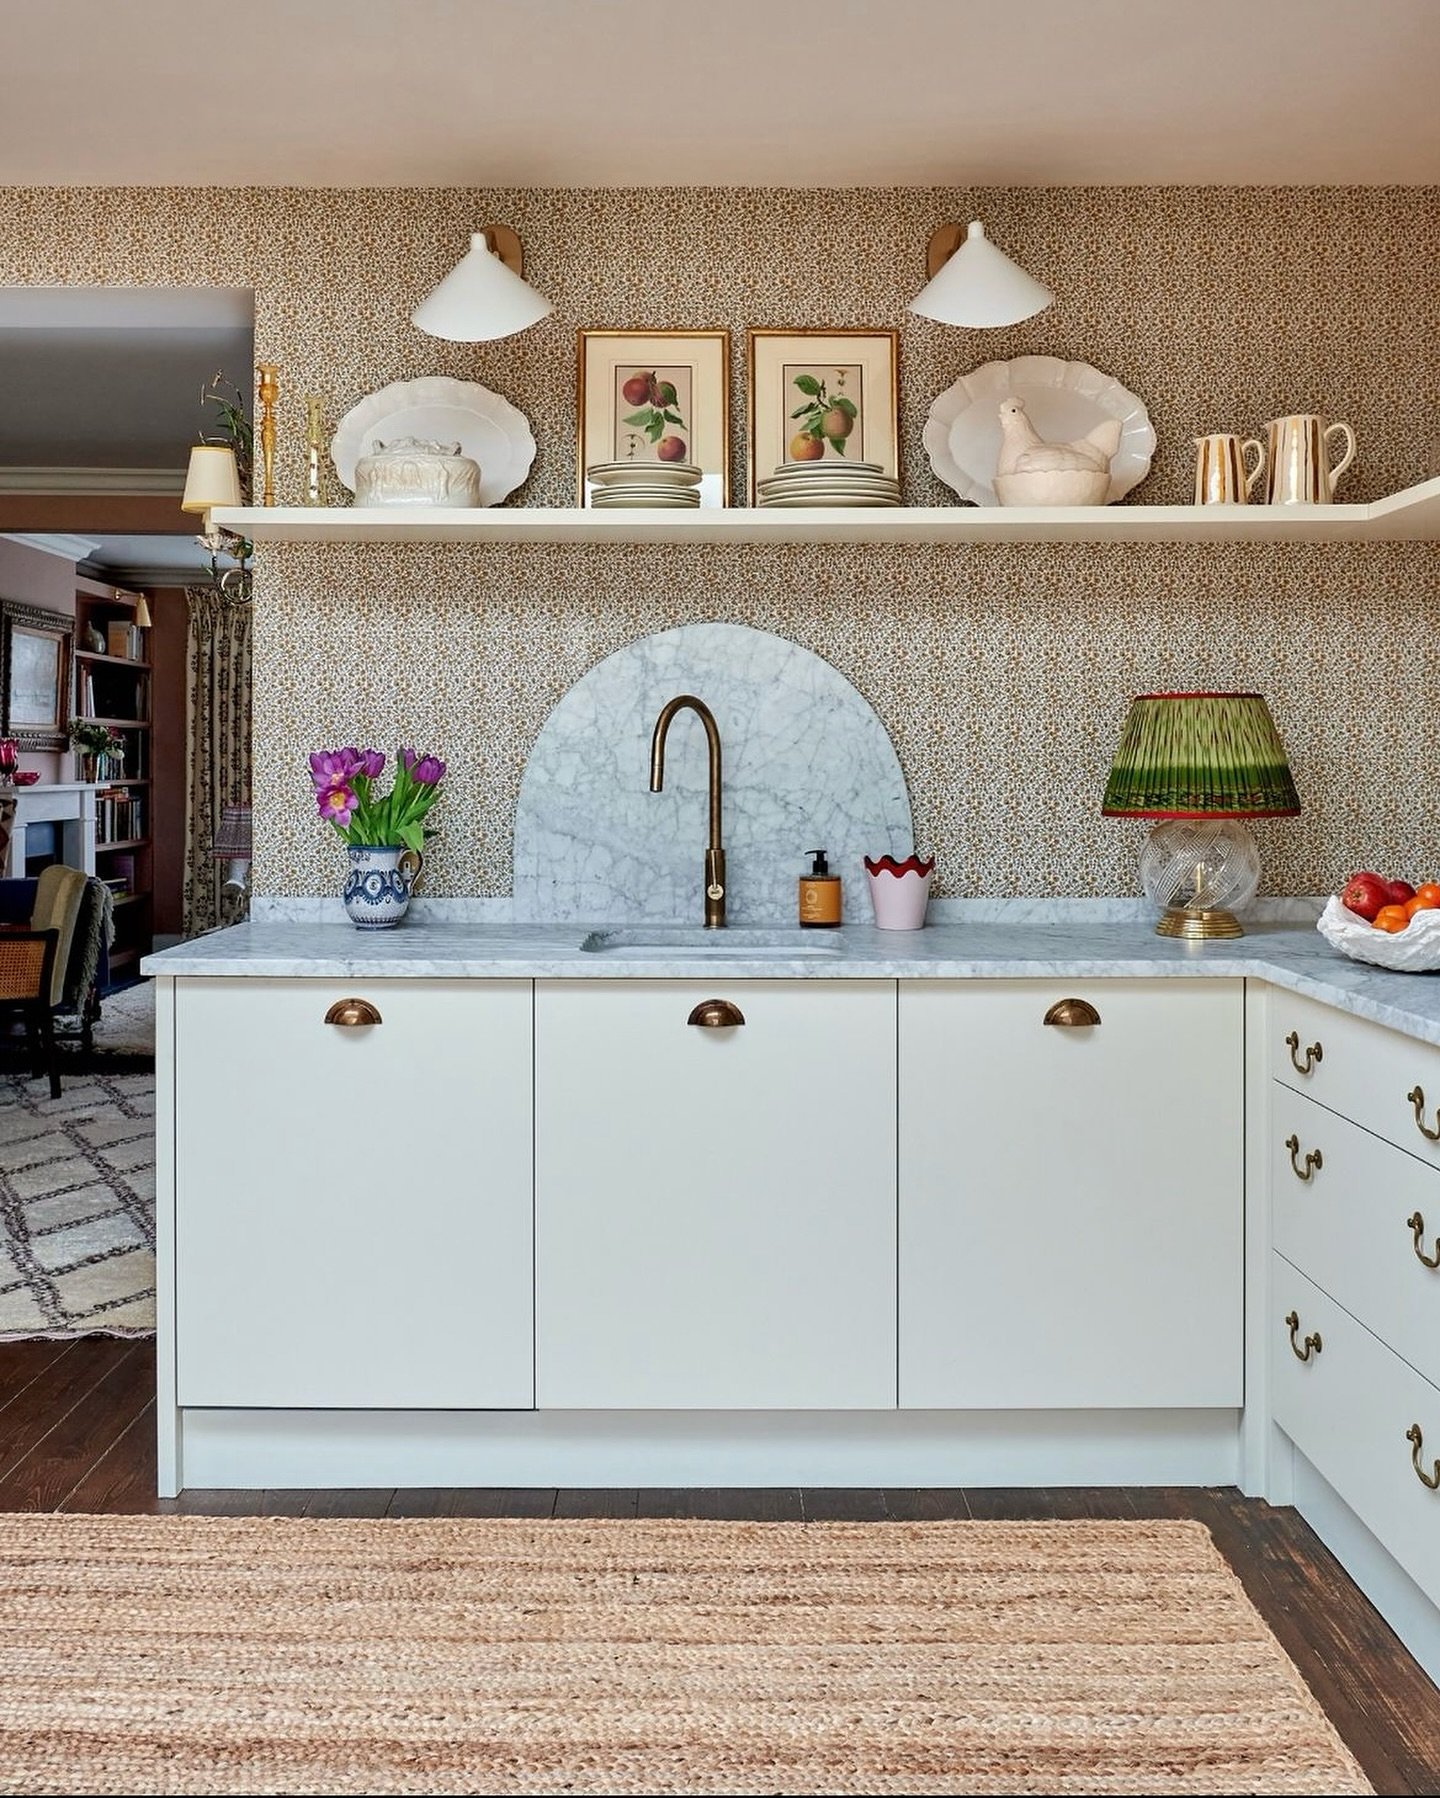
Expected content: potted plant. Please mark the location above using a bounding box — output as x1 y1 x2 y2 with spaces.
68 719 126 783
308 744 445 928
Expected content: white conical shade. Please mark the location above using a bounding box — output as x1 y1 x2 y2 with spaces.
909 220 1054 328
411 232 553 342
181 444 242 513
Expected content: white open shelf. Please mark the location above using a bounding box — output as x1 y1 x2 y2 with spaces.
213 474 1440 547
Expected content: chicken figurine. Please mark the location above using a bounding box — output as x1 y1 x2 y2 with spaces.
992 397 1123 506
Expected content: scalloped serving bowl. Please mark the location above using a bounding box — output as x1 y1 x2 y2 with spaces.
1317 895 1440 972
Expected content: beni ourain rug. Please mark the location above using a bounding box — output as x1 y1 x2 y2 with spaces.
0 1069 156 1337
0 1514 1370 1797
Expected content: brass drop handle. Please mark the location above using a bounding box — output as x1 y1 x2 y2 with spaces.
1408 1086 1440 1142
1286 1310 1322 1363
324 998 383 1028
1285 1030 1322 1075
1408 1424 1440 1490
1408 1212 1440 1269
1285 1134 1323 1182
1044 998 1101 1028
687 999 745 1029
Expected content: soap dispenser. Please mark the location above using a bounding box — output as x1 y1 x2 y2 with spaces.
798 848 842 928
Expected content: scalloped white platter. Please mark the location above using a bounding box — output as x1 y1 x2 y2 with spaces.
923 355 1156 507
331 377 537 507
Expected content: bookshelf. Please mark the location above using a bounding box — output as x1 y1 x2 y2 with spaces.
73 576 153 970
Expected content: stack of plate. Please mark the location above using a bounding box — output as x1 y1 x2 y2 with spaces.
587 461 702 508
756 460 901 508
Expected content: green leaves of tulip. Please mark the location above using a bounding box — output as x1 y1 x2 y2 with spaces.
307 745 446 850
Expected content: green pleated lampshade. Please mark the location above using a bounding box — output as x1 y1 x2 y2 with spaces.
1101 692 1301 818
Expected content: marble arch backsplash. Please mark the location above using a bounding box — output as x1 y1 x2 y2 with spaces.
0 182 1436 897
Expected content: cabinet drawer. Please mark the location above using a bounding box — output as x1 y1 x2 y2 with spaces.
1271 991 1440 1167
1272 1084 1440 1388
1272 1255 1440 1611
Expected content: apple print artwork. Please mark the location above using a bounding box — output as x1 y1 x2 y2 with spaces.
617 365 692 462
785 363 861 461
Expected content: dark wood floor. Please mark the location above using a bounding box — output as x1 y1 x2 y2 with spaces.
2 1337 1438 1794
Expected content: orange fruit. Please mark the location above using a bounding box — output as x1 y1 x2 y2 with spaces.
1415 882 1440 906
1374 903 1412 932
1408 893 1440 917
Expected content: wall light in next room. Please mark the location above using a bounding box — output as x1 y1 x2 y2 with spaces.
411 225 553 343
909 220 1054 328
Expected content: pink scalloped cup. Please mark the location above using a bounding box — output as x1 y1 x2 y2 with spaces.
864 854 935 929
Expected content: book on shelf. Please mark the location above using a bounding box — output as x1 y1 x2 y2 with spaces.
105 621 143 660
95 789 145 845
101 874 131 897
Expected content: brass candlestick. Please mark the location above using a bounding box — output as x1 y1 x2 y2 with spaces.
304 392 324 506
256 362 280 506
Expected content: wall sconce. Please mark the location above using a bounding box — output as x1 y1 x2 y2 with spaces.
909 219 1054 328
411 225 553 343
182 444 252 595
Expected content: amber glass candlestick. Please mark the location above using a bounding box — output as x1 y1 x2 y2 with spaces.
256 362 281 506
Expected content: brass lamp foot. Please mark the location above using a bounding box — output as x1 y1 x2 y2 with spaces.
1155 905 1245 940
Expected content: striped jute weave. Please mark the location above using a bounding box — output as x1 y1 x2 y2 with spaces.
0 1513 1369 1796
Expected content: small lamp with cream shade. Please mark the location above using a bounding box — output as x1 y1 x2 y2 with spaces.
1102 691 1301 940
182 444 251 595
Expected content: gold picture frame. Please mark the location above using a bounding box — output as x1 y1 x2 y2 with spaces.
746 328 899 505
0 598 73 753
577 329 731 508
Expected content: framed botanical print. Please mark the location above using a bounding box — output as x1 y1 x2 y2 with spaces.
577 329 731 507
746 329 899 503
0 599 72 752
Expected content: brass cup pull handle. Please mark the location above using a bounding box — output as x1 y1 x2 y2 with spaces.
1044 998 1101 1028
1408 1086 1440 1142
1285 1030 1323 1075
1408 1424 1440 1490
1285 1134 1323 1182
1408 1212 1440 1269
687 999 745 1029
1286 1310 1322 1363
324 998 383 1028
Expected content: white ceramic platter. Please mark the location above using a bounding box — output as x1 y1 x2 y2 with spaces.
759 494 900 508
923 355 1155 506
331 377 537 507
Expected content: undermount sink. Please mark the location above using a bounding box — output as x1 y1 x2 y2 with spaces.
580 926 843 958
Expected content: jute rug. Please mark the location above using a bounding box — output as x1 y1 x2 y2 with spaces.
0 1070 155 1337
0 1514 1370 1796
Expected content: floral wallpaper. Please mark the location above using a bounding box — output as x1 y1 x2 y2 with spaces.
0 183 1436 896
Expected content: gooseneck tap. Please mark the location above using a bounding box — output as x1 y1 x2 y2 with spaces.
649 693 725 928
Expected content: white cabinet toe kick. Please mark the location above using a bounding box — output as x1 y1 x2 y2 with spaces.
154 970 1440 1685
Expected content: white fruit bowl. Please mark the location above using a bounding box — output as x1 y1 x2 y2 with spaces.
1317 895 1440 972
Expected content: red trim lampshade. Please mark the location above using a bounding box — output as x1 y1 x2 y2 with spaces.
1101 692 1300 820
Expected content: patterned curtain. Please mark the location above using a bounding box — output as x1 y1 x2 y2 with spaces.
182 587 252 936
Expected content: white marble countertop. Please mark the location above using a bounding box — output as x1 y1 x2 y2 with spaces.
142 916 1440 1049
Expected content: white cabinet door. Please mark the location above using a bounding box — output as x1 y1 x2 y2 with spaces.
535 980 896 1409
899 979 1243 1409
174 978 533 1409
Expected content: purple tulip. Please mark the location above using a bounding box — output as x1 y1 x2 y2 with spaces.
412 755 445 786
309 748 358 791
398 746 418 773
317 783 358 827
354 747 385 779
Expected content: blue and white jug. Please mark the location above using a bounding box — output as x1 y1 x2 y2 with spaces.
342 844 422 929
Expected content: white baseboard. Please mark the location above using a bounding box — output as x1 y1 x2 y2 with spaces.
169 1407 1241 1495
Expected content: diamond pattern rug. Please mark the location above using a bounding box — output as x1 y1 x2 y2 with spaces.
0 1071 156 1337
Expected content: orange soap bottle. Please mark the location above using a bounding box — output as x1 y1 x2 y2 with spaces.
798 848 842 928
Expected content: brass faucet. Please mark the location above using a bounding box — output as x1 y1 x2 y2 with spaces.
649 694 726 928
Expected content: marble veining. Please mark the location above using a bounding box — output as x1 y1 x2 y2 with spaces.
145 917 1440 1051
512 623 913 924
